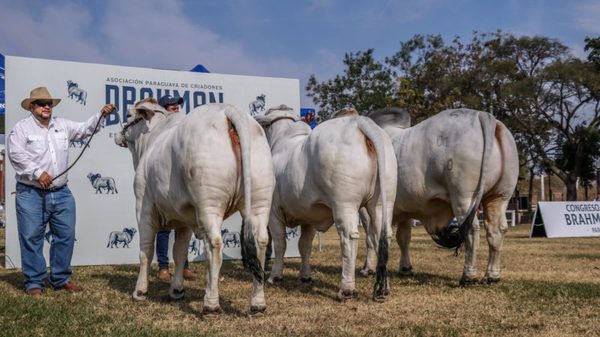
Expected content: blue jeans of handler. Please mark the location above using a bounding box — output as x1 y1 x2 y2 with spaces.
156 230 189 270
15 183 76 291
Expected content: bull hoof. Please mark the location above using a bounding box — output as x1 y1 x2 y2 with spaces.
169 288 185 300
372 289 390 303
202 306 221 319
398 267 414 277
132 290 147 301
337 289 358 302
268 276 283 284
459 276 479 287
300 277 312 284
373 291 390 303
373 280 390 303
360 268 375 277
248 305 266 317
480 276 501 285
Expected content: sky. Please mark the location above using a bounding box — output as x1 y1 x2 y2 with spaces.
0 0 599 108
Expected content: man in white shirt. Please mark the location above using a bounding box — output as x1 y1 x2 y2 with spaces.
7 86 115 298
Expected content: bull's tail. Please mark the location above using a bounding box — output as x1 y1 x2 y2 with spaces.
224 106 264 284
431 110 496 253
357 116 390 299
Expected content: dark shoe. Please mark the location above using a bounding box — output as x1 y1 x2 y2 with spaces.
56 281 82 293
26 288 43 298
158 268 171 282
183 268 196 280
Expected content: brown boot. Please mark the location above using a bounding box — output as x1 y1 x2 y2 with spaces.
55 281 83 293
158 269 171 282
26 288 43 299
183 268 196 280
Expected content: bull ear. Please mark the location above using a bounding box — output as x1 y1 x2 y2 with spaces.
136 106 155 121
367 107 411 129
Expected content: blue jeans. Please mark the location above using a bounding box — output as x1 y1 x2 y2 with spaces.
15 183 76 291
156 230 189 270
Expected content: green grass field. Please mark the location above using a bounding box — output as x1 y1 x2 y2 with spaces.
1 225 598 337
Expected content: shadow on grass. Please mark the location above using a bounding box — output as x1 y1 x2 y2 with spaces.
0 269 24 290
89 264 140 295
393 271 459 288
263 259 348 300
88 261 255 317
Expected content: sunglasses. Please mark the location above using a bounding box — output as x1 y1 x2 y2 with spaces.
33 100 53 108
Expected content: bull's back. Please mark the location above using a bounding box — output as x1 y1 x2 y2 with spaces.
302 118 378 205
247 121 275 213
393 109 490 213
141 107 239 221
485 120 519 198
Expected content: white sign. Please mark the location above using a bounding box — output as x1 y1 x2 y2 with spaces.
530 201 600 238
4 55 301 268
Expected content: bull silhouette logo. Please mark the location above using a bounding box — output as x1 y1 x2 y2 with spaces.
221 228 241 248
66 80 87 105
107 227 137 248
70 136 90 149
248 94 266 116
87 173 118 194
285 228 299 240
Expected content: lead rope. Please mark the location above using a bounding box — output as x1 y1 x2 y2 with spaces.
51 113 107 183
42 112 111 230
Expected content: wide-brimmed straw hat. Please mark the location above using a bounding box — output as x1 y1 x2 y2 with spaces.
21 87 61 110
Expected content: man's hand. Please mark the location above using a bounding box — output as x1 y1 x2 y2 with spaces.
101 104 116 116
38 171 53 189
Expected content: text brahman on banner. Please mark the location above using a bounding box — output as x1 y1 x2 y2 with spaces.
3 55 301 268
530 201 600 238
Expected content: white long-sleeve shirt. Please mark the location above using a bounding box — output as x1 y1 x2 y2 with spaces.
7 112 105 189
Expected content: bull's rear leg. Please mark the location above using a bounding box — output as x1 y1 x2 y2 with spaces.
396 217 414 277
298 225 316 283
169 227 193 300
358 207 376 276
481 197 510 285
443 195 481 286
201 214 224 316
365 202 392 301
267 211 287 284
334 208 360 302
242 214 270 317
460 215 481 287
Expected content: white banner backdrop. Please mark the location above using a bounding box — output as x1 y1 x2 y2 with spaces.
530 201 600 238
4 55 301 268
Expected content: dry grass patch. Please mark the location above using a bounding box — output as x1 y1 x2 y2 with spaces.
1 225 598 337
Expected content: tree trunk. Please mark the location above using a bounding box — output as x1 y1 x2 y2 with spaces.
565 176 578 201
527 167 535 211
548 174 553 201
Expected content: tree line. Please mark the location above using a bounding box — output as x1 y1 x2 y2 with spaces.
306 31 600 201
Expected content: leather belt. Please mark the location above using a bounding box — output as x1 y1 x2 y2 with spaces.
18 182 67 192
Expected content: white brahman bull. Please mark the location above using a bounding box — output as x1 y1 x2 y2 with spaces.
254 105 396 301
115 99 274 316
364 107 519 286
